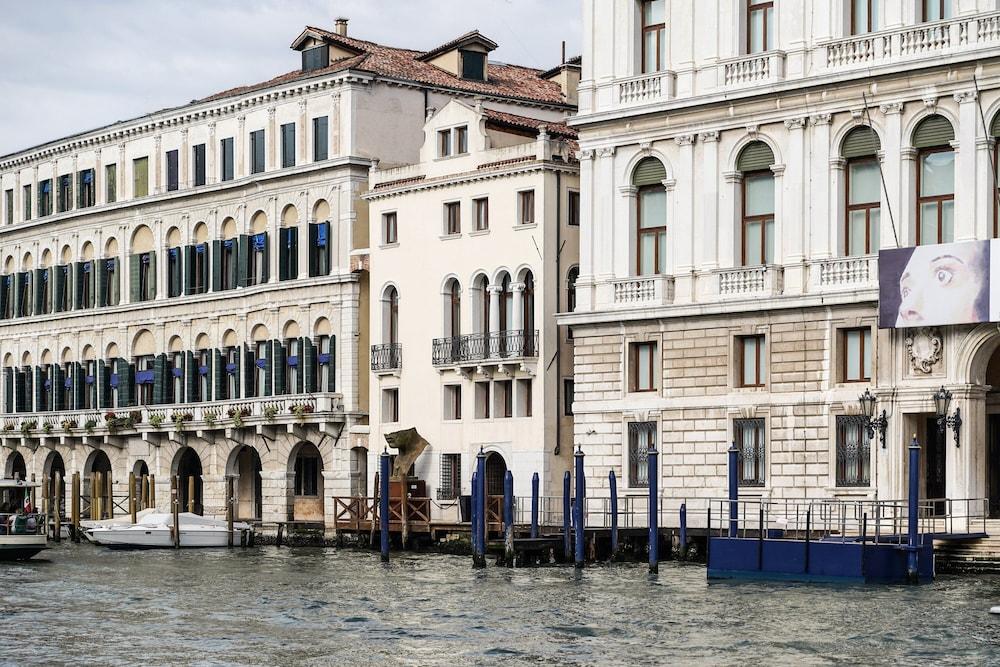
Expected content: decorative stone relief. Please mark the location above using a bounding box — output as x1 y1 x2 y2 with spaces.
905 327 942 374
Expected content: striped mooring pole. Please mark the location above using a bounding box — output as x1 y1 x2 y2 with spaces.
379 449 390 563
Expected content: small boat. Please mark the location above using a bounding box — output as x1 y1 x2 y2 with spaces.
0 478 47 560
87 512 253 549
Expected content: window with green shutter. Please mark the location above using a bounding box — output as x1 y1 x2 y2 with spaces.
133 157 149 198
313 116 329 161
250 129 265 174
105 164 117 203
281 123 296 168
279 228 297 281
168 248 182 298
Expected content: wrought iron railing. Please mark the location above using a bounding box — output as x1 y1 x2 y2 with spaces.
370 343 402 372
431 330 539 366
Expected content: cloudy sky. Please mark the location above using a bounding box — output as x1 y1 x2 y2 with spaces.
0 0 581 157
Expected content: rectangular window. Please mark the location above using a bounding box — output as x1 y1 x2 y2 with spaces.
846 158 880 255
38 179 51 217
742 171 775 265
221 239 236 290
842 327 873 383
738 334 766 387
167 248 182 298
445 202 461 235
568 190 580 226
301 44 329 72
474 197 489 231
281 123 296 168
57 174 72 213
136 355 155 406
22 184 31 221
518 190 535 225
166 149 179 192
133 157 149 198
4 189 12 225
516 378 532 417
170 352 184 403
57 266 70 312
137 252 154 302
638 186 666 275
438 129 452 158
438 453 462 500
382 388 399 423
286 338 300 393
629 341 656 392
192 244 208 294
105 164 117 203
836 415 871 487
455 126 469 154
475 381 490 419
922 0 952 21
563 378 574 416
851 0 879 34
312 116 329 162
105 260 120 306
444 384 462 420
735 418 766 487
494 380 513 418
460 50 486 81
250 129 265 174
383 212 398 244
220 138 235 181
642 0 666 73
248 234 267 286
628 422 655 488
78 169 95 208
917 148 955 245
747 0 774 54
193 144 206 186
80 261 94 308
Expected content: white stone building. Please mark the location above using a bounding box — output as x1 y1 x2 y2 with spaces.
364 97 580 517
566 0 1000 517
0 20 575 533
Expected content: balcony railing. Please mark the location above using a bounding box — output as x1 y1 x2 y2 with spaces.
813 255 877 291
612 276 675 308
371 343 402 373
718 266 784 298
720 51 786 87
617 71 675 106
432 330 539 367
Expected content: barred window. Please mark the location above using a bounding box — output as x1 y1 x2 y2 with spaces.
735 418 766 487
836 415 871 487
628 421 655 488
438 453 461 500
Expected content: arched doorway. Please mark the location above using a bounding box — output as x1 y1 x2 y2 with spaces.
350 447 367 497
5 451 26 480
987 346 1000 518
291 442 324 522
85 450 113 519
485 452 507 497
175 447 203 515
44 451 66 516
229 445 262 521
133 460 151 510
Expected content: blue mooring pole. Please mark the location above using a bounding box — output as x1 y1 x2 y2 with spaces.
530 472 539 539
574 446 586 568
474 448 487 568
679 502 688 560
379 449 390 563
907 436 921 583
728 443 739 538
470 471 479 557
562 471 571 561
503 470 514 566
609 470 619 559
648 444 659 574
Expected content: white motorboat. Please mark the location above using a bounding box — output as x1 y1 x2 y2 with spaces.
0 479 47 560
87 512 253 549
80 508 159 542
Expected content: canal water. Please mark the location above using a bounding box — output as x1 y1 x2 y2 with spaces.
2 542 999 666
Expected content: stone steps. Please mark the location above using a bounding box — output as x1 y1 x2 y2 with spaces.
935 528 1000 573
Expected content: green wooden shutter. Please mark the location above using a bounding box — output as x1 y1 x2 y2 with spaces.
183 246 193 295
243 345 254 397
153 354 167 405
632 157 667 186
213 350 225 400
991 112 1000 137
129 254 140 302
33 269 44 314
97 261 108 307
211 240 222 292
116 359 132 407
185 352 197 403
842 126 881 158
261 233 270 284
237 235 250 287
737 141 775 172
54 266 65 313
74 263 83 309
96 360 107 408
307 224 318 277
279 230 289 281
148 252 157 301
272 340 285 396
73 362 85 410
286 228 299 279
303 337 316 393
296 338 305 394
34 367 44 412
52 365 64 411
0 276 8 320
913 115 955 148
13 275 22 318
3 368 12 413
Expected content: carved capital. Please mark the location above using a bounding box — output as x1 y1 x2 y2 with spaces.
674 134 695 147
698 130 720 143
783 117 806 131
953 90 977 104
879 102 904 115
578 149 595 161
770 164 786 176
723 170 742 184
267 106 277 119
596 146 616 158
810 113 832 126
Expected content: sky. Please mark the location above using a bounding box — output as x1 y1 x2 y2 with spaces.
0 0 581 157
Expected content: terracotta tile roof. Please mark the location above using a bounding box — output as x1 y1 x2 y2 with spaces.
372 175 426 191
417 30 498 62
198 27 569 107
477 155 536 171
482 108 578 140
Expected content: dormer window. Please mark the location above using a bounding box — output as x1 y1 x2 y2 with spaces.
460 50 487 81
438 126 469 158
302 44 329 72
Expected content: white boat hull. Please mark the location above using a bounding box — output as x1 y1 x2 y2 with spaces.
90 527 246 549
0 534 48 560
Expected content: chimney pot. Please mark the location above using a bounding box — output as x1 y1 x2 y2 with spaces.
334 17 348 36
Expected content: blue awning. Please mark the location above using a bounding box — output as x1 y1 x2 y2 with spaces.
135 370 155 384
287 356 298 367
110 374 119 388
85 374 95 385
82 170 94 184
106 260 116 272
171 367 183 378
254 358 266 369
225 363 237 374
318 353 331 364
316 223 328 248
196 244 206 254
198 365 209 376
252 233 267 251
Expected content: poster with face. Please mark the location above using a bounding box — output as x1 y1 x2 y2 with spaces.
878 240 991 328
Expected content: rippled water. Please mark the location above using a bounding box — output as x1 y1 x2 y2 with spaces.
1 542 999 666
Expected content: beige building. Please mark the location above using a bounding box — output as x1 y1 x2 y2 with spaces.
0 20 575 533
364 97 580 515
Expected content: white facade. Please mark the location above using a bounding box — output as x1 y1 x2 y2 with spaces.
365 100 580 514
568 1 1000 516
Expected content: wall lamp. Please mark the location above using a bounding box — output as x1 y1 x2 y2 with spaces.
859 388 888 449
933 386 962 448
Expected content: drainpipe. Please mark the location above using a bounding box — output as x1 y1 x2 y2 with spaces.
554 170 562 456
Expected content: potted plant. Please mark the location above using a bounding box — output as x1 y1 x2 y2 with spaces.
263 405 278 422
149 414 165 429
42 422 53 435
19 420 36 436
290 403 314 421
204 409 219 427
61 419 77 434
84 419 97 435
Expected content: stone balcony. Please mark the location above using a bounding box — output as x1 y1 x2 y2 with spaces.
810 255 878 292
719 51 787 88
616 71 676 107
0 392 346 449
717 265 784 299
611 276 675 309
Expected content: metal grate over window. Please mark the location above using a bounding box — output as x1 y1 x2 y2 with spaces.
836 415 871 487
628 421 656 488
734 418 766 487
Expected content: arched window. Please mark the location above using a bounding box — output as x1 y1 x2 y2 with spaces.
499 274 513 332
567 266 579 313
521 272 534 334
445 279 461 337
633 157 667 276
842 126 882 256
383 286 399 344
913 115 955 245
737 141 775 266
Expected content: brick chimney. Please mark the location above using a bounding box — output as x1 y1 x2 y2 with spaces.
334 17 348 36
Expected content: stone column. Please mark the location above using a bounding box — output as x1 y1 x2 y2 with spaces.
977 135 996 239
576 149 595 311
207 122 218 185
879 102 904 248
180 128 190 189
259 469 290 524
674 135 695 276
810 114 833 259
510 282 525 331
236 115 246 178
900 147 917 247
696 132 720 273
487 284 502 336
267 107 277 172
720 171 742 270
615 185 637 282
954 90 978 242
153 135 163 195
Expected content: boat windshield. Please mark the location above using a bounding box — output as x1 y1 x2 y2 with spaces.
0 487 44 536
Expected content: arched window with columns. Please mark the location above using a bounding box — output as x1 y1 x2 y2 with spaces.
633 157 667 276
842 126 882 256
913 114 955 245
737 141 776 266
